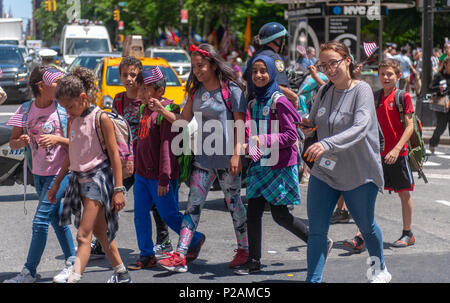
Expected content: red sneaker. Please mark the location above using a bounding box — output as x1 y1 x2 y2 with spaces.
228 249 249 268
157 252 188 273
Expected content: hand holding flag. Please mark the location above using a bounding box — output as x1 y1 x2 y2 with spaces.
249 136 264 162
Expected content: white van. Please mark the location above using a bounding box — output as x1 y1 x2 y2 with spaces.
60 21 112 66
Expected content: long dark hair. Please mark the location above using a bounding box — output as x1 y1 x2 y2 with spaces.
186 43 245 98
319 40 359 80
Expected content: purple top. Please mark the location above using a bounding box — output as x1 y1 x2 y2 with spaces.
258 95 301 170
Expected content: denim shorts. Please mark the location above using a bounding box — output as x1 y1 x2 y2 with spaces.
79 181 103 202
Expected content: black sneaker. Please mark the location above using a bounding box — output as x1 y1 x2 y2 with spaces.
107 271 132 283
234 259 261 275
186 233 206 263
392 233 415 248
128 256 157 270
90 238 105 259
343 236 365 252
154 240 174 259
330 209 352 224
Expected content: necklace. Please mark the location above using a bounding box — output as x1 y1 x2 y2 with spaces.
328 79 354 135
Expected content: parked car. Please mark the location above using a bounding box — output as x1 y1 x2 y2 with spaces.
94 56 186 110
66 52 121 72
0 45 32 103
145 46 191 82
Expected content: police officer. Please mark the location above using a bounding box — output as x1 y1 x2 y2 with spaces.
244 22 298 107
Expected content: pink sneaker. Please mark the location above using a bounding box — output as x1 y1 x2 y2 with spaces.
157 252 188 273
229 249 249 268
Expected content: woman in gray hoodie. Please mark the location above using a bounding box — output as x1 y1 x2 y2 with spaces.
303 41 390 283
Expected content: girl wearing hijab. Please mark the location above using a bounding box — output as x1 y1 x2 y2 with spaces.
234 55 311 275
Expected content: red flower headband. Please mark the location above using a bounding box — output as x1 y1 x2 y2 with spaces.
190 44 212 58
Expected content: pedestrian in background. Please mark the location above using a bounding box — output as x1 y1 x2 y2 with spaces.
429 56 450 153
150 43 249 273
394 47 418 94
4 66 76 283
127 67 204 271
303 41 390 283
50 67 131 283
234 55 313 275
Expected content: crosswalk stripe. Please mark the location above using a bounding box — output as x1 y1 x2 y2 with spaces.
435 200 450 207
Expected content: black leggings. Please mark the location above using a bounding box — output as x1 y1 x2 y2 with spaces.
247 196 309 261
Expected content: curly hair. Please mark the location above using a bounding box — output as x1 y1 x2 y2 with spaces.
55 66 98 104
119 56 143 75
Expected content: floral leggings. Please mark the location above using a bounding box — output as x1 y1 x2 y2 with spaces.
177 164 248 254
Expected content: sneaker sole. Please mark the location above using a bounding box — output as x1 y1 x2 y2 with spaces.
157 262 187 273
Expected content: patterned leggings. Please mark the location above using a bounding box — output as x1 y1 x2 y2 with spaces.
177 165 248 254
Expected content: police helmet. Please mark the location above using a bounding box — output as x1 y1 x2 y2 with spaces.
259 22 288 45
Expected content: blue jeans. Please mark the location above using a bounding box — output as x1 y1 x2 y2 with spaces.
133 174 201 257
306 175 385 283
24 174 76 276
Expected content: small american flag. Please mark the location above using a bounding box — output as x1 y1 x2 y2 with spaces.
143 67 164 85
43 68 66 87
249 137 264 162
363 42 378 58
6 112 25 128
247 45 255 57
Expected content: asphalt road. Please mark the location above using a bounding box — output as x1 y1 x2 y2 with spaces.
0 103 449 291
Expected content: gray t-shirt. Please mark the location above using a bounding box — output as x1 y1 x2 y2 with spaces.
192 81 247 169
309 81 384 191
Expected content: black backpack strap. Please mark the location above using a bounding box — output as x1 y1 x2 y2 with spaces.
374 89 383 109
395 89 406 125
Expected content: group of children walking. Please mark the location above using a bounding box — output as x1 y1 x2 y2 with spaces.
4 40 417 284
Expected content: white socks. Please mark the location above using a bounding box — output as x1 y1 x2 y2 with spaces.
113 263 127 274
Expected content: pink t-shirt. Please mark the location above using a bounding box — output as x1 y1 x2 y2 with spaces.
7 102 67 176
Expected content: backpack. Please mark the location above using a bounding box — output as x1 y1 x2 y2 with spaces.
374 89 428 183
95 110 134 179
138 102 193 184
220 80 251 142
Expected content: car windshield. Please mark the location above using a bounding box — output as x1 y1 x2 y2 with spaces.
153 52 189 63
106 65 181 86
68 56 103 71
0 48 23 64
0 40 19 45
65 38 109 55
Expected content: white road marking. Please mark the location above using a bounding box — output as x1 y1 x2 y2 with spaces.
0 113 15 116
435 200 450 207
425 173 450 180
423 161 441 166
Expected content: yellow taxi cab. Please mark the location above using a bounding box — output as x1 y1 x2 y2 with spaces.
94 56 186 110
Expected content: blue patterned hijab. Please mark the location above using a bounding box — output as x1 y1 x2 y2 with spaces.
251 55 282 103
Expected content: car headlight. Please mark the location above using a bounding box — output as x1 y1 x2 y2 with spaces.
102 95 113 109
18 73 28 78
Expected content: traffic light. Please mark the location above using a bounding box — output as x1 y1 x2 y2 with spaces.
44 0 56 12
44 0 51 11
113 9 120 22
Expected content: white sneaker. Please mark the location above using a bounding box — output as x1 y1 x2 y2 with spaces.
53 260 74 283
369 268 392 283
3 267 36 283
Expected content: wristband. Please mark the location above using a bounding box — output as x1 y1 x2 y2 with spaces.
114 186 126 193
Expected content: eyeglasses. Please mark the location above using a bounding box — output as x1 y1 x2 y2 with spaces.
318 59 345 73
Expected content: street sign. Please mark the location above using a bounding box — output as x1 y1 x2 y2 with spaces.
118 21 124 31
181 9 188 24
118 2 128 7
